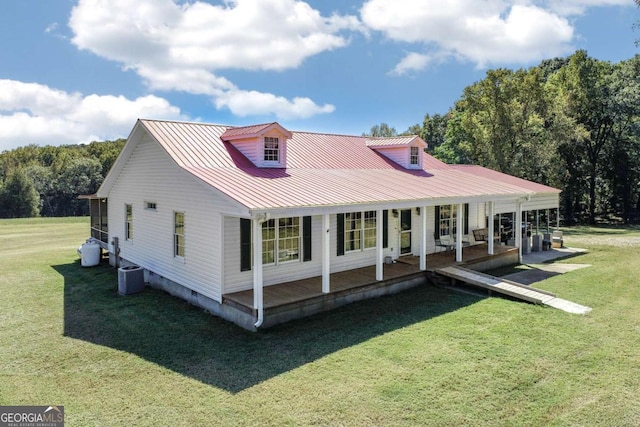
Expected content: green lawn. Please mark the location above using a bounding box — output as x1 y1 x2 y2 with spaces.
1 218 639 426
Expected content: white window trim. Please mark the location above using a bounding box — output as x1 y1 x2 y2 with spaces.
262 216 302 266
263 136 280 163
409 146 420 166
125 203 133 241
345 211 377 253
174 211 185 260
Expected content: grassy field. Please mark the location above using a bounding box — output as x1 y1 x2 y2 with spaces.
1 217 639 426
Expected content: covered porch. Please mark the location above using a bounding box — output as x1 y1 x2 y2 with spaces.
223 243 518 328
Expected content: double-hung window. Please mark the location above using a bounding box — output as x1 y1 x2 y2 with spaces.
345 211 376 252
262 217 300 265
410 146 420 166
174 212 185 258
125 204 133 240
263 137 279 162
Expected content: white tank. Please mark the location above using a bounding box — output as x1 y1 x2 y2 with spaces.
80 241 101 267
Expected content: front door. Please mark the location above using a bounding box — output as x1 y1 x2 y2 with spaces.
400 209 412 255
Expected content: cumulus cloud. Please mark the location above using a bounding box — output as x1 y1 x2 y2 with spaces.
361 0 578 69
215 89 335 119
0 79 186 152
363 0 635 73
68 0 357 119
390 53 430 76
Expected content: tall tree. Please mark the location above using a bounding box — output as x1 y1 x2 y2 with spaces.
0 168 40 218
421 113 449 152
547 50 615 224
444 67 555 182
363 123 397 137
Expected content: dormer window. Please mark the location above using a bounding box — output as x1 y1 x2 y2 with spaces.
264 137 279 162
366 136 427 170
221 122 291 168
410 146 419 166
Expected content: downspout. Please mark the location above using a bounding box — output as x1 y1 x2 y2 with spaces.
253 212 270 329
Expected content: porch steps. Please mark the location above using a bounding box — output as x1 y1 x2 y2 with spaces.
434 266 591 314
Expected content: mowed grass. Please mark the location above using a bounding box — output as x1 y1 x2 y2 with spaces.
1 218 639 426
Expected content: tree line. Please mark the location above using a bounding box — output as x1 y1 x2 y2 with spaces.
367 51 640 225
0 140 125 218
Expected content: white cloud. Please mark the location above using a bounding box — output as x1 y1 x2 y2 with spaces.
68 0 359 119
0 79 186 152
390 52 436 76
361 0 578 70
215 89 335 119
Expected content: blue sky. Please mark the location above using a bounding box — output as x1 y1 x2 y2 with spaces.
0 0 638 152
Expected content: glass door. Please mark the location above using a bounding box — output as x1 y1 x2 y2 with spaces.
400 209 412 255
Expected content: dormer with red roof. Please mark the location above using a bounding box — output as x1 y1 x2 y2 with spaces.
221 122 292 168
366 136 428 170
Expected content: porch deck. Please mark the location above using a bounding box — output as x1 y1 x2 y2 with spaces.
223 244 517 319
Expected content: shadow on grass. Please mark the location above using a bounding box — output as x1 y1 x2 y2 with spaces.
54 261 479 393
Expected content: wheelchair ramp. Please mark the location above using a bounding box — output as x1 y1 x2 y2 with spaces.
435 266 591 314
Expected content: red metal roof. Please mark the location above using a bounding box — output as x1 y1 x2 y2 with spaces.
450 165 559 194
137 119 558 210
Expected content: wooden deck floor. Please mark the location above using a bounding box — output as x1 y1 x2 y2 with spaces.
224 243 516 311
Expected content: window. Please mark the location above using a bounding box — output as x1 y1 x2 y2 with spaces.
345 211 376 252
363 211 377 249
174 212 185 258
240 216 310 271
125 204 133 240
263 137 279 162
278 217 300 262
262 217 300 265
145 201 157 210
435 204 469 238
439 204 455 237
345 212 362 252
262 219 276 265
410 146 420 165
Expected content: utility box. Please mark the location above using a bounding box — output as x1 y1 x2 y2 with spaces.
118 265 145 295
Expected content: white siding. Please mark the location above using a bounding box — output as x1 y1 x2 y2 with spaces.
108 134 243 303
229 139 259 164
375 147 408 169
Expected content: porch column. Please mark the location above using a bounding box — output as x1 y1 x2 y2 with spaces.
322 213 330 293
487 201 495 255
376 209 384 281
420 206 427 271
252 218 264 326
456 202 463 263
516 202 523 264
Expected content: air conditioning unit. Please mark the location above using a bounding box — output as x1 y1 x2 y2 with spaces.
117 265 145 295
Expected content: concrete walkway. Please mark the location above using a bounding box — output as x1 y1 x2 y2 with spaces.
505 247 590 285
